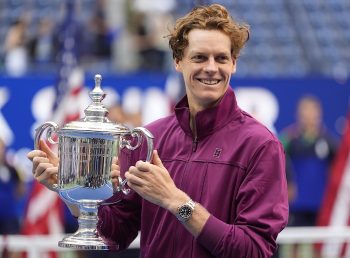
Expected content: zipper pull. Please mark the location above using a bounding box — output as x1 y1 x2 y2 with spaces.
192 137 198 152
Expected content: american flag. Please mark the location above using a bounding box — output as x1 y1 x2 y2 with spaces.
51 0 85 125
318 110 350 257
21 1 85 257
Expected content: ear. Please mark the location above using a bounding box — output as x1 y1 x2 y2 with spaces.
174 59 182 72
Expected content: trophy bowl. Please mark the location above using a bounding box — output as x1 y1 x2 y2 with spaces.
34 74 154 250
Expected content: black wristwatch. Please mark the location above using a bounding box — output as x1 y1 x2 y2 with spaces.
176 199 196 222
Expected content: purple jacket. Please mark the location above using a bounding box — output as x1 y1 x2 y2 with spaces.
98 87 289 258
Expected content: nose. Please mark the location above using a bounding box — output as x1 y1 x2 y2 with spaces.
203 57 218 73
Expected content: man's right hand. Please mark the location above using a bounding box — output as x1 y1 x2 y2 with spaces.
27 139 59 191
27 139 80 217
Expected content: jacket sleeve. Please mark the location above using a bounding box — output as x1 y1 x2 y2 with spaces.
97 146 142 251
196 140 289 257
97 191 141 251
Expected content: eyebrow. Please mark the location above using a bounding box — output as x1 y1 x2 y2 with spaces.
189 50 231 56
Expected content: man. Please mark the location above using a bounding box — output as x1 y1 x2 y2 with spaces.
281 95 338 227
280 95 338 257
28 4 288 257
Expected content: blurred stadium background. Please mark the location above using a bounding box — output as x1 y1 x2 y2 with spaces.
1 0 350 77
0 0 349 257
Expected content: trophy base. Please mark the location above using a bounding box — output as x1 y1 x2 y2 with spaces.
58 233 118 250
57 201 120 250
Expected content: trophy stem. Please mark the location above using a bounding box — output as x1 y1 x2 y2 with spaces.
58 201 117 250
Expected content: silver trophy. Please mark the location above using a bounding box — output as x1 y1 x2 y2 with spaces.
34 74 154 250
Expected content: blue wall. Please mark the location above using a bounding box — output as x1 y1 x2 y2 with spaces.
0 74 349 153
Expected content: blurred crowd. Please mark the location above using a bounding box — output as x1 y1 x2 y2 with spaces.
0 0 176 77
1 0 349 79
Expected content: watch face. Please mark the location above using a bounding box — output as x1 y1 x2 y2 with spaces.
179 205 192 219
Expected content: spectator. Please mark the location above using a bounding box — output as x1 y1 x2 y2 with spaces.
108 103 127 124
88 11 113 60
130 11 171 72
0 139 26 257
280 95 339 257
81 1 117 72
28 18 58 71
4 18 29 76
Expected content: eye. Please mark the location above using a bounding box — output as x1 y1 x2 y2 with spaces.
216 55 230 63
191 55 206 62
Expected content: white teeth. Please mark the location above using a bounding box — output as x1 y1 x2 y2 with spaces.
200 79 219 85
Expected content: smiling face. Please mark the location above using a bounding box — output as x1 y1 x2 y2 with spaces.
175 29 236 114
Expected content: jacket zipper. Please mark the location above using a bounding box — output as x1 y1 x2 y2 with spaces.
192 137 198 152
172 135 198 258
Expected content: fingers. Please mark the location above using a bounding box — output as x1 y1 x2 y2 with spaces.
27 140 59 191
38 139 53 155
111 156 121 190
32 155 50 172
31 151 59 188
111 165 120 185
134 150 164 172
151 150 164 168
125 170 146 187
27 150 47 161
36 166 58 184
111 177 120 188
135 161 150 172
112 156 119 165
129 164 150 178
111 157 119 171
111 166 120 177
39 140 59 166
33 157 54 177
111 156 120 178
125 162 158 187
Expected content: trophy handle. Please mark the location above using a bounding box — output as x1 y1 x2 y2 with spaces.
35 121 59 149
118 127 154 195
128 127 154 162
34 121 59 192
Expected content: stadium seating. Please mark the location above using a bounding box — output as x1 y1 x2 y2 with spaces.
0 0 349 78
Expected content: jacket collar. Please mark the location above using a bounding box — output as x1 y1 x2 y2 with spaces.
174 87 241 139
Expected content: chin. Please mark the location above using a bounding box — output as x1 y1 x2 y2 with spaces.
200 94 223 107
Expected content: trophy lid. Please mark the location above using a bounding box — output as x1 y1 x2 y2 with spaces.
60 74 129 135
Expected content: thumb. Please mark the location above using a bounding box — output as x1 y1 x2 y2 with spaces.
39 139 59 166
112 156 119 165
151 150 164 168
